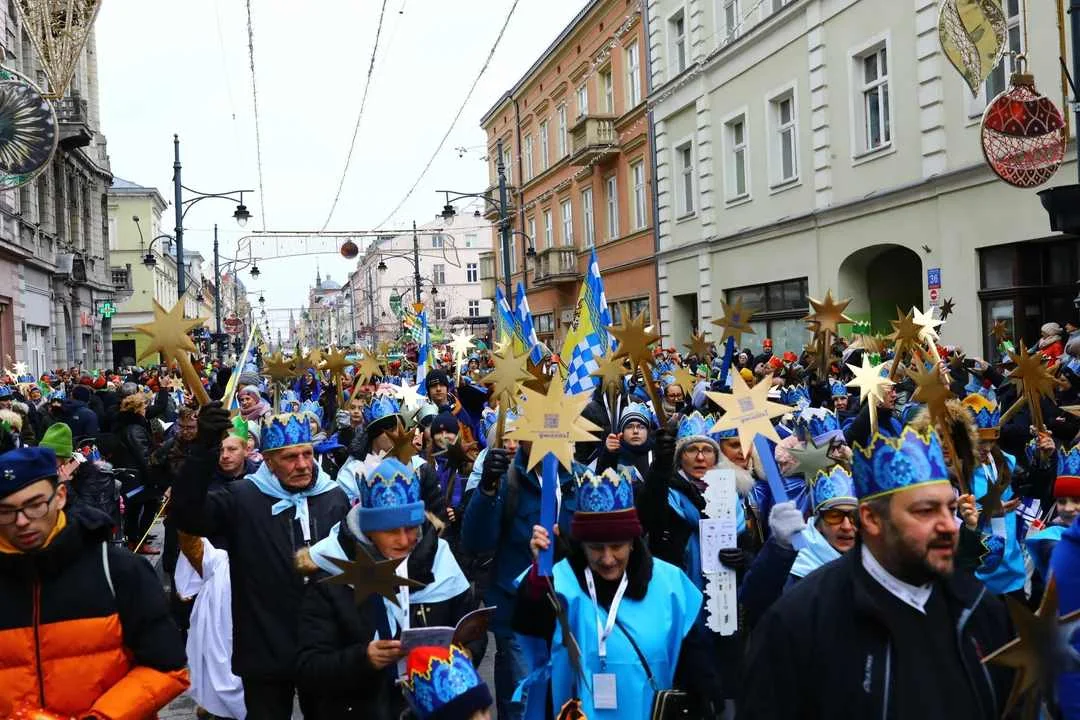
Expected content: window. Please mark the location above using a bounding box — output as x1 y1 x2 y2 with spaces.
770 90 798 185
605 175 619 239
509 234 518 273
526 217 536 264
539 120 549 171
725 277 810 354
974 1 1023 112
625 43 640 107
543 209 553 248
577 83 588 118
433 263 445 284
582 188 595 247
631 161 647 229
523 134 534 180
600 67 614 113
536 313 555 335
467 300 480 318
466 262 478 282
502 145 513 184
628 297 651 323
770 0 791 12
434 300 447 321
725 116 748 200
722 0 740 39
465 233 478 248
857 44 890 153
432 233 445 248
560 199 573 246
675 141 697 214
669 10 687 75
557 104 568 157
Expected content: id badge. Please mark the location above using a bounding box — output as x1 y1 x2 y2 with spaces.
593 672 617 710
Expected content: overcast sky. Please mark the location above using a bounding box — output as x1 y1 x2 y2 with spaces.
96 0 587 336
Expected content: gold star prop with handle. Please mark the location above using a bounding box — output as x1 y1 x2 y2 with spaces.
789 439 837 481
385 417 420 465
354 349 384 384
134 300 210 406
1003 345 1057 433
590 354 629 431
321 346 354 405
306 347 324 371
912 306 944 363
449 330 475 386
983 576 1080 719
711 297 756 347
684 331 713 359
846 354 894 437
607 311 667 424
908 360 968 494
804 290 853 380
319 545 426 607
507 380 602 472
705 371 792 456
481 345 533 446
886 307 922 381
990 319 1010 347
672 365 697 394
292 343 314 375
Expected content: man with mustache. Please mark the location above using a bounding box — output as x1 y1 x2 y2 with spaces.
741 426 1013 719
172 403 349 719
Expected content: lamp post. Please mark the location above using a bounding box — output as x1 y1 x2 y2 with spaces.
213 224 222 359
172 134 254 297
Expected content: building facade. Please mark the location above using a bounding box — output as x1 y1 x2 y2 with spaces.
479 0 655 352
649 0 1077 358
0 6 117 372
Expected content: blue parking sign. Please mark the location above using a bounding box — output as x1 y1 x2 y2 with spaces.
927 268 941 289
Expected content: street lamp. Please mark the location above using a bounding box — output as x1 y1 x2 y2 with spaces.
250 263 261 279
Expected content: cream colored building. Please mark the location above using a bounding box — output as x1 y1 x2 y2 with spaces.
649 0 1078 359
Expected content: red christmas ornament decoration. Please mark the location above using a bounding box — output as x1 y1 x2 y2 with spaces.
981 62 1066 188
339 239 359 259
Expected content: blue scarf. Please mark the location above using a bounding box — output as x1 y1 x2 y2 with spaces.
668 487 703 589
246 461 338 538
790 522 841 578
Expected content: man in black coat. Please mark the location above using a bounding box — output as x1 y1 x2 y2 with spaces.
741 446 1013 719
171 402 349 720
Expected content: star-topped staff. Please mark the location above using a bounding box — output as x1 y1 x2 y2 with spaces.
672 365 697 396
803 290 853 381
912 306 944 363
990 319 1010 347
385 417 420 465
262 350 295 413
711 298 756 387
983 576 1080 719
319 545 426 607
480 345 532 447
321 346 354 404
705 371 792 456
939 297 956 321
134 300 210 406
684 331 713 359
449 330 475 386
292 343 314 375
590 354 628 431
846 354 894 437
390 380 424 414
908 359 968 494
354 349 384 385
507 379 602 575
607 312 667 424
886 307 922 381
1004 345 1057 433
789 439 837 481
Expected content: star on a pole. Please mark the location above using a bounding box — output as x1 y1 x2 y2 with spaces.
449 330 475 361
990 320 1010 345
672 365 697 393
912 306 943 344
263 350 294 385
705 372 792 456
390 381 424 412
684 331 713 359
804 290 853 337
354 350 384 384
711 298 756 347
11 361 28 378
1007 345 1057 432
590 355 627 393
319 546 426 607
908 360 953 426
846 354 894 436
133 300 205 365
480 346 532 404
292 343 314 375
385 418 419 465
306 347 325 370
507 381 602 472
321 346 353 386
607 312 661 372
789 439 837 480
939 297 956 321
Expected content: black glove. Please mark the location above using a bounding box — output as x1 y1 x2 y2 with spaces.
196 401 231 448
717 547 748 572
480 447 510 495
655 420 677 465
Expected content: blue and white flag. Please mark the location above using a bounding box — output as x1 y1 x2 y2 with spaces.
515 282 544 364
562 248 612 395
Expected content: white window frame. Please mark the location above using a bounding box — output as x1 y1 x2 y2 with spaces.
434 299 447 321
509 233 518 273
543 208 553 249
465 233 478 248
557 104 568 157
467 299 480 317
669 8 688 77
466 262 478 282
577 83 588 118
631 160 647 229
539 119 550 171
967 1 1023 118
765 83 799 188
431 233 445 248
432 263 446 285
502 145 513 185
600 67 614 114
720 109 750 203
605 174 619 240
523 134 534 180
582 187 595 247
625 42 641 107
720 0 741 41
525 217 535 268
848 34 893 159
769 0 792 13
673 139 697 216
560 199 574 246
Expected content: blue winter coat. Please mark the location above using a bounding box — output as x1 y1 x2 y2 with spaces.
1050 517 1080 717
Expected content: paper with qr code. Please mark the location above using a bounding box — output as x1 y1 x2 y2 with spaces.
701 468 738 635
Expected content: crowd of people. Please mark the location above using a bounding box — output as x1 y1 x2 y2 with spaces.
0 316 1079 720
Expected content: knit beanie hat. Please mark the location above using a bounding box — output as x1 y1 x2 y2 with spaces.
70 385 91 402
39 423 73 459
357 457 425 533
618 402 653 432
430 411 460 437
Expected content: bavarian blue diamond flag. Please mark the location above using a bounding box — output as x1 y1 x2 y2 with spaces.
515 282 544 364
562 248 612 396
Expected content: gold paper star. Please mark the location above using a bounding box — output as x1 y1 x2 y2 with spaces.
354 350 384 383
705 372 792 456
790 439 837 480
306 347 324 370
607 312 660 372
133 300 206 364
292 343 314 375
385 418 418 465
990 320 1010 345
263 351 294 385
684 331 713 359
480 346 532 403
449 331 475 361
846 354 894 436
804 290 853 337
321 346 353 385
590 355 627 392
672 365 697 393
1007 345 1057 431
984 577 1080 718
908 360 954 426
887 307 921 349
711 298 756 347
377 340 394 358
507 381 602 472
319 547 426 607
912 306 943 343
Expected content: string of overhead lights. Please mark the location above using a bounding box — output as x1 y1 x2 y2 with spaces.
246 0 268 229
320 0 391 232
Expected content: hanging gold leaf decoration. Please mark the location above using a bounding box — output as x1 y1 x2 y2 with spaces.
14 0 103 100
938 0 1008 96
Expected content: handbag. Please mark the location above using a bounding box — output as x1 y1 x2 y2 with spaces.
613 619 697 720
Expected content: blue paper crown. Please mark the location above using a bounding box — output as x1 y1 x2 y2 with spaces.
403 645 488 719
299 398 323 424
363 394 401 427
481 408 518 440
810 464 857 513
780 384 811 409
829 379 848 398
961 392 1000 433
852 426 951 501
795 407 843 446
357 457 425 532
1058 444 1080 479
280 389 300 414
576 467 636 514
677 411 717 443
260 413 313 452
619 402 656 430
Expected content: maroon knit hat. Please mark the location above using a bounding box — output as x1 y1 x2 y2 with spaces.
571 467 642 542
571 508 642 543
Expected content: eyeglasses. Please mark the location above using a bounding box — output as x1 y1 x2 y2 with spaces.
820 508 857 526
685 445 717 458
0 486 59 526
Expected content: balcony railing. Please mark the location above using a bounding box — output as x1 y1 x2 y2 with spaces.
570 116 619 166
481 183 517 221
533 246 580 285
56 91 92 149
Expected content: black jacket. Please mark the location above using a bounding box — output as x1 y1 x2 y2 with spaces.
111 410 154 490
61 398 100 440
740 547 1013 719
171 444 350 680
296 521 485 719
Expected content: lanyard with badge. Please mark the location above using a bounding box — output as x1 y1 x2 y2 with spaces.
584 567 628 710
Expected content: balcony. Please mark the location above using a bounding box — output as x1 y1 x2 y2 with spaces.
481 183 517 221
570 116 619 166
533 247 580 285
56 91 92 149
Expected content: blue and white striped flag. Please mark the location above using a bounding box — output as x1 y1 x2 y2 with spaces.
515 282 544 364
562 248 612 395
416 310 431 385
